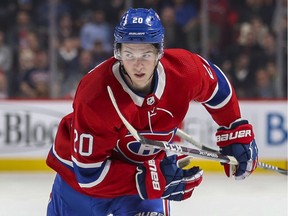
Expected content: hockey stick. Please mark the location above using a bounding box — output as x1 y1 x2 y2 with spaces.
175 129 218 152
176 129 288 176
107 86 287 175
107 86 238 168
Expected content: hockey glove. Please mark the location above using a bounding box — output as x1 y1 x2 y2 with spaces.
135 155 203 201
216 119 258 180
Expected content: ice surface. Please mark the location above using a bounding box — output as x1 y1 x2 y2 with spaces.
0 172 286 216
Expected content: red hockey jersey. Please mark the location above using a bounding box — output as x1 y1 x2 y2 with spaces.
46 49 241 198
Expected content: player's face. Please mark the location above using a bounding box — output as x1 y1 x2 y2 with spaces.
120 43 158 93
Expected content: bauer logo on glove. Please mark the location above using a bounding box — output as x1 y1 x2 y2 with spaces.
216 119 258 180
216 129 252 142
216 120 254 147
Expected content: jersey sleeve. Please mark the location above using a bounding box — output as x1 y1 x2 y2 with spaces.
190 54 241 126
69 78 138 197
47 62 139 198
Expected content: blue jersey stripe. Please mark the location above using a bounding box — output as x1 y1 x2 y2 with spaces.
73 160 111 187
205 62 232 108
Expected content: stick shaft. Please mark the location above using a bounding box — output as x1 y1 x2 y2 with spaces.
107 86 238 165
108 85 287 175
176 129 288 176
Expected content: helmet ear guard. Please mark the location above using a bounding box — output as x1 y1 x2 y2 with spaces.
114 43 121 60
114 8 164 60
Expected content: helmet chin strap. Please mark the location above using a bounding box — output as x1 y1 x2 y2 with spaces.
119 62 129 76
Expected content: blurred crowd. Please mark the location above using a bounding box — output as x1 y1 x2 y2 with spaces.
0 0 287 99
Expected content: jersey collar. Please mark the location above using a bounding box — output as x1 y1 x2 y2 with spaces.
112 61 166 106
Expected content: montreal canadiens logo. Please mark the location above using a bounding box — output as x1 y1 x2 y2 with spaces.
127 140 160 156
116 131 175 163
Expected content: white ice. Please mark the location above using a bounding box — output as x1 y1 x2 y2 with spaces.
0 172 287 216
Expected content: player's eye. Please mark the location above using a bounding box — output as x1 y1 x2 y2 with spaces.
124 53 134 59
142 53 151 59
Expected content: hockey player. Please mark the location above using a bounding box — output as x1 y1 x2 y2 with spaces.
46 8 258 216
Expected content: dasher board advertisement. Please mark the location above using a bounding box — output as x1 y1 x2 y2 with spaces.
0 100 286 160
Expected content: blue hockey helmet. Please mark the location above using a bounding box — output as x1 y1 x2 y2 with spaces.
114 8 164 59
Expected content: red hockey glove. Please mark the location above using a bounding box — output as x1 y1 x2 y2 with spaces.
135 155 203 201
216 119 258 180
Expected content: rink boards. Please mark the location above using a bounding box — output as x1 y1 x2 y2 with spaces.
0 100 287 172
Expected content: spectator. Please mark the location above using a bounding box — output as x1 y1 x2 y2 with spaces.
159 6 187 49
252 67 276 98
260 32 277 62
14 48 35 96
172 0 199 52
259 0 275 26
250 16 269 45
57 37 79 83
60 49 94 98
0 31 13 73
0 1 285 99
18 50 50 98
70 0 95 28
237 0 267 24
0 30 13 97
57 13 78 43
207 0 229 58
133 0 165 12
103 0 126 26
33 0 72 28
18 0 33 12
0 69 7 99
265 60 277 80
80 9 112 52
227 21 264 73
7 10 36 51
230 53 254 98
18 48 35 75
25 31 42 52
0 1 17 32
91 40 111 66
220 59 233 83
76 49 94 76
